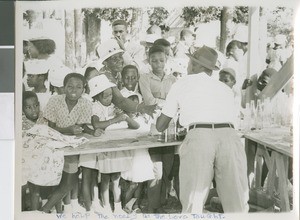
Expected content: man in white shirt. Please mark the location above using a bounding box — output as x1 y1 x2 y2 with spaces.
156 46 249 213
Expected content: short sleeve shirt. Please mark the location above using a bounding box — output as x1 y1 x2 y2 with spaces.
92 101 115 121
139 71 176 106
162 73 236 126
43 94 92 128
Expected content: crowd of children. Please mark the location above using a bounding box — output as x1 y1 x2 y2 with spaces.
22 19 293 214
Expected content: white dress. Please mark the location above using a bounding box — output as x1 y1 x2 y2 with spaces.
121 115 155 182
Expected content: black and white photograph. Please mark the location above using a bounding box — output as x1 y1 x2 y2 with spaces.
14 0 299 219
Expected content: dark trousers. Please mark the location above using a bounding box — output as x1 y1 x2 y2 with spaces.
147 146 174 209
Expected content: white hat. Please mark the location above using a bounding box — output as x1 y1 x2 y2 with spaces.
86 60 104 72
48 65 73 87
121 89 142 104
96 39 124 63
88 74 116 98
274 34 286 45
24 59 50 75
233 25 248 43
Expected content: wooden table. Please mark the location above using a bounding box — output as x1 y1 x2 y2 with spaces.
63 128 182 156
244 127 293 212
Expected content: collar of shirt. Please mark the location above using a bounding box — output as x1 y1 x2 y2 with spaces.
149 71 174 82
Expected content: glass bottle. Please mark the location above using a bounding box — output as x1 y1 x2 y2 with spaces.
244 103 251 132
167 119 176 142
250 100 256 130
256 99 263 130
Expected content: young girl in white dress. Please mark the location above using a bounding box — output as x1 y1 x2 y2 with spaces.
88 74 138 213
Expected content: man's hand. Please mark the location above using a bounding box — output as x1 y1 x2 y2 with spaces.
115 36 125 50
93 128 104 137
137 103 157 118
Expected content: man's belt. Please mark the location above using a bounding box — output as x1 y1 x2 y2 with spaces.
188 123 234 130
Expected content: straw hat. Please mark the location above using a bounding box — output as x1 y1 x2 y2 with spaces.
24 59 50 75
219 67 236 79
48 65 73 87
88 74 116 98
186 45 219 70
96 39 124 63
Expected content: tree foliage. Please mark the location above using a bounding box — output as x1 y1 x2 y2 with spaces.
181 7 222 27
232 6 248 24
267 7 293 39
147 7 169 26
181 6 249 27
83 8 134 26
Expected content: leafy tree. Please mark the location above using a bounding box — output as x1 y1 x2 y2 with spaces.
147 7 169 26
266 7 293 40
83 8 134 26
233 6 248 24
181 7 222 27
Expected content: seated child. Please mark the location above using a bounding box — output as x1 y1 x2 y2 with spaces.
24 59 52 111
88 74 137 213
41 73 102 213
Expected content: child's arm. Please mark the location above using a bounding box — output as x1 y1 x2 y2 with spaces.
81 124 104 137
91 114 127 130
48 121 83 135
125 115 140 129
111 86 156 117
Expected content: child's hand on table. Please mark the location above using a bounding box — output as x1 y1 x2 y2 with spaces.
94 128 104 137
115 113 127 122
70 125 83 135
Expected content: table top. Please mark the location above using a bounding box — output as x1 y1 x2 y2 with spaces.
243 127 293 157
63 128 182 156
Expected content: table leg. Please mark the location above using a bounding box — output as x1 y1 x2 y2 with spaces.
275 152 290 212
245 138 257 188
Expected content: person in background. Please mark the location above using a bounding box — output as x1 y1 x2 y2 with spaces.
153 38 174 75
24 59 51 111
139 34 161 74
156 45 249 213
89 75 137 214
139 45 177 213
173 28 195 59
146 25 162 38
111 19 145 67
41 73 102 213
266 34 288 71
219 67 236 89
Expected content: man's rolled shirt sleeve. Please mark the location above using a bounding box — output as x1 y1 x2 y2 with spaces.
161 83 179 118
